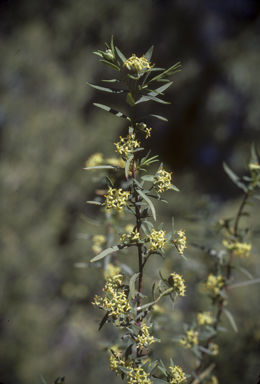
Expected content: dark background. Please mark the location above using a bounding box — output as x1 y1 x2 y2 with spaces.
0 0 260 383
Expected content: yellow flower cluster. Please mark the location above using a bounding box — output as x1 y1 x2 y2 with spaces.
127 366 152 384
169 365 187 384
109 352 125 376
136 123 152 139
222 239 252 258
114 135 140 157
175 230 187 255
85 152 103 167
109 351 133 376
103 263 121 279
204 274 226 296
168 272 186 296
179 329 199 349
197 311 213 326
92 274 131 318
104 187 130 212
208 343 219 355
124 54 152 72
120 230 140 244
136 324 157 350
148 229 167 251
92 234 106 254
155 168 173 193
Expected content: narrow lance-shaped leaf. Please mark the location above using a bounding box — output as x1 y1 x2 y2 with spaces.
149 114 168 121
93 103 131 121
83 165 119 170
144 45 154 63
115 46 127 63
125 154 134 180
90 245 124 263
223 162 248 192
137 189 157 221
223 308 238 333
87 82 128 94
129 273 139 299
99 60 120 71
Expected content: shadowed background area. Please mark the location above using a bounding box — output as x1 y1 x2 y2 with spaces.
0 0 260 383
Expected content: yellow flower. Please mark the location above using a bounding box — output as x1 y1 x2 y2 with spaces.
148 229 167 251
168 272 186 296
175 230 187 255
114 135 140 157
92 274 132 319
179 329 198 349
92 234 106 254
204 274 226 296
155 168 173 193
104 187 130 212
124 54 152 72
121 230 140 243
208 343 219 355
136 324 157 350
127 366 152 384
197 311 213 326
169 365 187 384
135 123 152 139
85 152 103 167
223 239 252 258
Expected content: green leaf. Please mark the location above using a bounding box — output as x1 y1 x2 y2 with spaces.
40 374 47 384
233 265 253 280
144 45 154 62
229 277 260 289
149 62 181 82
87 82 127 94
90 245 123 262
223 308 238 333
135 94 170 105
125 154 134 179
115 46 127 63
170 184 179 192
126 92 136 107
93 51 103 57
86 201 104 206
93 103 130 121
141 175 155 182
149 114 168 121
223 162 248 192
99 60 120 71
137 189 156 221
151 378 168 384
250 143 258 164
129 273 139 299
83 165 118 170
110 35 115 55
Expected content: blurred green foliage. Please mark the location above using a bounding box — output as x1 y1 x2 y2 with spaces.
0 0 260 383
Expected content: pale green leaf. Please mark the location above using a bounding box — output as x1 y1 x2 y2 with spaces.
129 273 139 299
93 103 130 120
87 82 127 94
223 308 238 333
137 189 156 221
90 245 123 263
115 46 127 63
